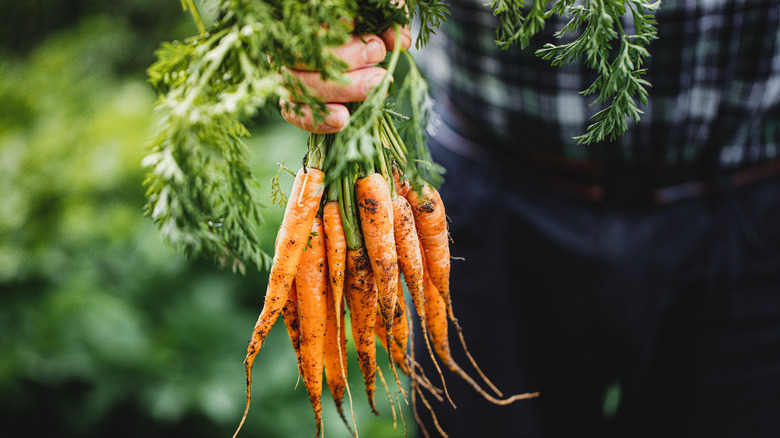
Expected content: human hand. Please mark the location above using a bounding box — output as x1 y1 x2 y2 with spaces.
280 26 412 134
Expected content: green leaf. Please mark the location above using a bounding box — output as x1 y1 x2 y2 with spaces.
491 0 660 144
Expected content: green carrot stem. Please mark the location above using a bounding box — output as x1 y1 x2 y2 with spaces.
382 111 428 189
379 127 399 164
373 124 389 179
306 133 327 170
361 159 375 177
380 116 407 165
373 123 396 198
180 0 206 35
327 179 340 202
382 112 408 157
340 173 363 251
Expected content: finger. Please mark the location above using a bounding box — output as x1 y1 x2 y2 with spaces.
380 25 412 51
292 34 387 71
380 0 411 51
290 66 388 103
280 101 350 134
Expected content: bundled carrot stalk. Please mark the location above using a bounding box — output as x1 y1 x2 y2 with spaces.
145 0 660 436
233 118 538 438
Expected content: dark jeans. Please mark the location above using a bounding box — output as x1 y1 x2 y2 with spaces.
414 136 780 438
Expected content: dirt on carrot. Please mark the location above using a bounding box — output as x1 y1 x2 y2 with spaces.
406 183 452 321
295 216 329 437
356 172 402 391
324 273 350 428
344 246 380 415
234 167 324 438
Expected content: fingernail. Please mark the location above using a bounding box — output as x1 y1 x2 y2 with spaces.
364 71 387 94
324 109 348 130
362 38 385 65
402 32 412 50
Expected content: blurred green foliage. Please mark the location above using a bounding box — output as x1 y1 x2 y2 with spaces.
0 1 411 437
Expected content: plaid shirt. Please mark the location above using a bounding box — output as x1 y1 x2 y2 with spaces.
420 0 780 169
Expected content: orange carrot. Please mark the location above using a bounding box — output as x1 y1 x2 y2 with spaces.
323 201 347 322
281 280 303 379
375 318 408 374
322 200 349 412
295 216 329 437
422 265 452 377
391 195 422 322
323 273 349 428
406 183 452 320
422 256 539 405
392 194 447 391
355 172 401 387
234 167 324 438
390 274 410 373
344 246 380 414
408 182 503 399
374 278 410 375
393 166 410 198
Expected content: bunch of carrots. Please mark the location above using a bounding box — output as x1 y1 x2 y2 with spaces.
232 114 539 438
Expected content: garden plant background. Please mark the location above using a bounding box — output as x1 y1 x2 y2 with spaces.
0 1 407 436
